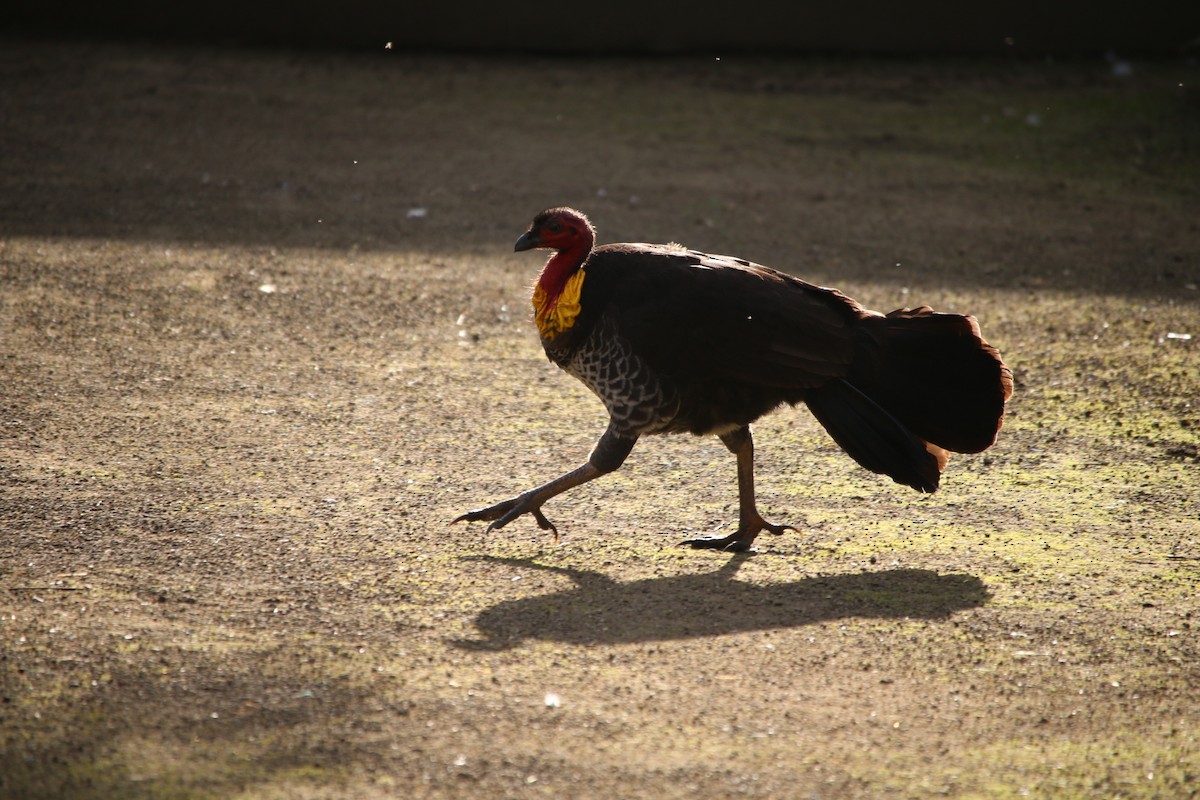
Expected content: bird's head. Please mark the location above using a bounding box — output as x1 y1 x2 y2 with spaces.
515 207 595 254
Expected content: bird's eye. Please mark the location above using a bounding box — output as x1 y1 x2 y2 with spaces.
545 221 563 234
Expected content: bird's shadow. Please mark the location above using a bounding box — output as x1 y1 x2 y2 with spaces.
452 553 989 651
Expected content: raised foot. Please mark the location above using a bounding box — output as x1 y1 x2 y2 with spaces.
453 494 558 540
680 519 796 552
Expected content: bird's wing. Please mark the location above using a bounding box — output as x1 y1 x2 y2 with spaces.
581 244 870 391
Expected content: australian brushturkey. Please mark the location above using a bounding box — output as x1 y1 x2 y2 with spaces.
455 207 1012 551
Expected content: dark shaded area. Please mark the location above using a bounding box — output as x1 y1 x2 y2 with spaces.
2 40 1197 300
0 645 382 800
455 555 989 649
6 1 1199 56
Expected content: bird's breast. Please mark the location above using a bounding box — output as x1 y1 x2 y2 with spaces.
559 317 680 437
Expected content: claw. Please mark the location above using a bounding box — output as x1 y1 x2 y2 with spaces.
679 516 796 552
530 508 560 543
452 500 515 527
453 494 559 543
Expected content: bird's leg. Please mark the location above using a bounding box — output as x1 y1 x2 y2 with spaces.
682 425 796 552
453 424 637 542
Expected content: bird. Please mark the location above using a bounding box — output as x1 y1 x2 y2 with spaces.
454 207 1012 551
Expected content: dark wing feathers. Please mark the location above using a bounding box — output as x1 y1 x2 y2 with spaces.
804 378 943 492
582 244 863 393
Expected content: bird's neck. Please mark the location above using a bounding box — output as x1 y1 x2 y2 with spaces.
535 237 592 302
532 237 592 340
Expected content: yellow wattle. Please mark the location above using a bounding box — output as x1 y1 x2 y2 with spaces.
532 269 585 340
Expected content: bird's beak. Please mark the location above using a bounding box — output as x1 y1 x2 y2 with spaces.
514 230 540 252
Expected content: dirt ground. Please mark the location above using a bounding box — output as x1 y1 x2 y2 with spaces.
2 40 1198 799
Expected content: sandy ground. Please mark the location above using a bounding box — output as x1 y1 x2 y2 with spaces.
2 40 1199 798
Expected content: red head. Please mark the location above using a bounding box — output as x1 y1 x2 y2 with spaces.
515 207 596 255
517 207 597 300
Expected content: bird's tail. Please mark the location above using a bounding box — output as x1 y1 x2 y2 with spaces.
804 307 1012 492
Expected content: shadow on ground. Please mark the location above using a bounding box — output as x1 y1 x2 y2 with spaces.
0 645 383 800
453 554 989 650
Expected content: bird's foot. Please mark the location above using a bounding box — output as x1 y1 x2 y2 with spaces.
680 516 795 552
453 493 559 542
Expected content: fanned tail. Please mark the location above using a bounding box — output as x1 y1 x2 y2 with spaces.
805 307 1012 491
